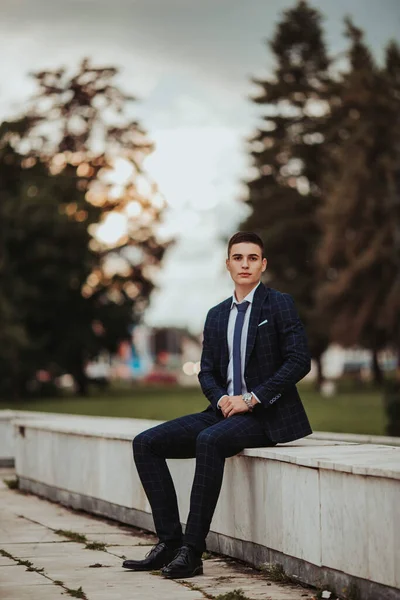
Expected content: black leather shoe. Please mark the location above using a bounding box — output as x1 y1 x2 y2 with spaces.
122 542 179 571
161 545 203 579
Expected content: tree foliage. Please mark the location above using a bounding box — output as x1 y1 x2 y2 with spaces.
243 1 400 385
242 0 331 381
317 21 400 357
0 59 170 397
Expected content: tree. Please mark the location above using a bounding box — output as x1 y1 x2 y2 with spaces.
0 60 170 396
381 41 400 358
0 142 33 399
0 139 100 397
242 0 331 386
316 21 400 383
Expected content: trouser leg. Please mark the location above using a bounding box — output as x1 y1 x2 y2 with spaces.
183 414 275 553
132 411 220 545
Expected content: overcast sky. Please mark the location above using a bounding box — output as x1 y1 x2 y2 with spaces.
1 0 400 333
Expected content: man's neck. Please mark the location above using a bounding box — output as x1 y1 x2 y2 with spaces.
234 281 260 303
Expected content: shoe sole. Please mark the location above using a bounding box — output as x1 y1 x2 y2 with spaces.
122 564 170 571
122 555 177 571
122 565 156 571
162 564 203 579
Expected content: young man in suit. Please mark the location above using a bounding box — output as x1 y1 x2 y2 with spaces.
123 231 312 579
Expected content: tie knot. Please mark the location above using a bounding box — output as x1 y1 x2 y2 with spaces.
236 301 250 313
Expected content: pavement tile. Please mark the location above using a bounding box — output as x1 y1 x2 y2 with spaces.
0 529 62 543
106 544 153 560
0 584 66 600
0 564 48 585
36 519 129 534
0 541 85 558
196 558 313 600
67 572 205 600
82 578 205 600
37 551 121 571
4 501 146 539
0 473 315 600
85 532 145 546
0 469 15 479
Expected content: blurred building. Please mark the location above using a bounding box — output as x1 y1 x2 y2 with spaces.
307 344 397 383
107 325 202 385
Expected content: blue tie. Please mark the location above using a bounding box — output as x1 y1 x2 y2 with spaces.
233 301 250 395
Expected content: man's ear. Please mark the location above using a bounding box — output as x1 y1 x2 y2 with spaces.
226 258 230 272
262 258 267 272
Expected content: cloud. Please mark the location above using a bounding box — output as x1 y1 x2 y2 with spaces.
143 119 250 332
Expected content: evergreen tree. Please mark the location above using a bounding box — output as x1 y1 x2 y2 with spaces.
381 42 400 358
317 21 400 379
243 0 331 385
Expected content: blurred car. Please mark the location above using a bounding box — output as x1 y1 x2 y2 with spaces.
142 370 178 385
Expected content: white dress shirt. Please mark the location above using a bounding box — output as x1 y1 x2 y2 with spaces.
217 282 261 408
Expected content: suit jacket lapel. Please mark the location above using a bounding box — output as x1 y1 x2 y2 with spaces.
245 283 268 368
219 297 231 374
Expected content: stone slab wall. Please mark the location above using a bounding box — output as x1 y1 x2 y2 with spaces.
11 415 400 599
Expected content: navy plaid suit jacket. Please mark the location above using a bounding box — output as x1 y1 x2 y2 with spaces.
198 283 312 443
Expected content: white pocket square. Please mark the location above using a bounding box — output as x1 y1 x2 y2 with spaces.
258 319 268 327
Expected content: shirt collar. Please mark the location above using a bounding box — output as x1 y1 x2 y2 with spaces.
230 281 261 309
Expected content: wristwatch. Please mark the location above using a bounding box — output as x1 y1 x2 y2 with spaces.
242 392 254 412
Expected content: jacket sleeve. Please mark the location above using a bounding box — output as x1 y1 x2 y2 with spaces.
198 309 228 411
252 293 311 407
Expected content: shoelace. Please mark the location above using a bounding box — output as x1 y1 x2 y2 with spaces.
172 546 190 563
145 542 165 558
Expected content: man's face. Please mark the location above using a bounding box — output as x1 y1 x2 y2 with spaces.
226 242 267 286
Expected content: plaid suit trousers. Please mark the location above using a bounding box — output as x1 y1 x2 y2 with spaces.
133 410 275 553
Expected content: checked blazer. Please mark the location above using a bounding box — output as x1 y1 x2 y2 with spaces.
198 283 312 443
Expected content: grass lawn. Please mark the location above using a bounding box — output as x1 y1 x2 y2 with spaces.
0 381 389 436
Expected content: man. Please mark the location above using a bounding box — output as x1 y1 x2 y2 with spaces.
123 231 312 579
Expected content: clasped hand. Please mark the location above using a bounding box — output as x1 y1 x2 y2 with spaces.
219 395 249 418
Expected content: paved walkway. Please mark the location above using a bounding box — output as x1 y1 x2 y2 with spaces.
0 469 315 600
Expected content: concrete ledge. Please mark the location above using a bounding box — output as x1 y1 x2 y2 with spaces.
12 413 400 600
0 410 162 464
19 477 400 600
12 416 400 479
310 431 400 447
2 409 399 462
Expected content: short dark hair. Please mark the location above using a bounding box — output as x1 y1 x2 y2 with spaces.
227 231 264 258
